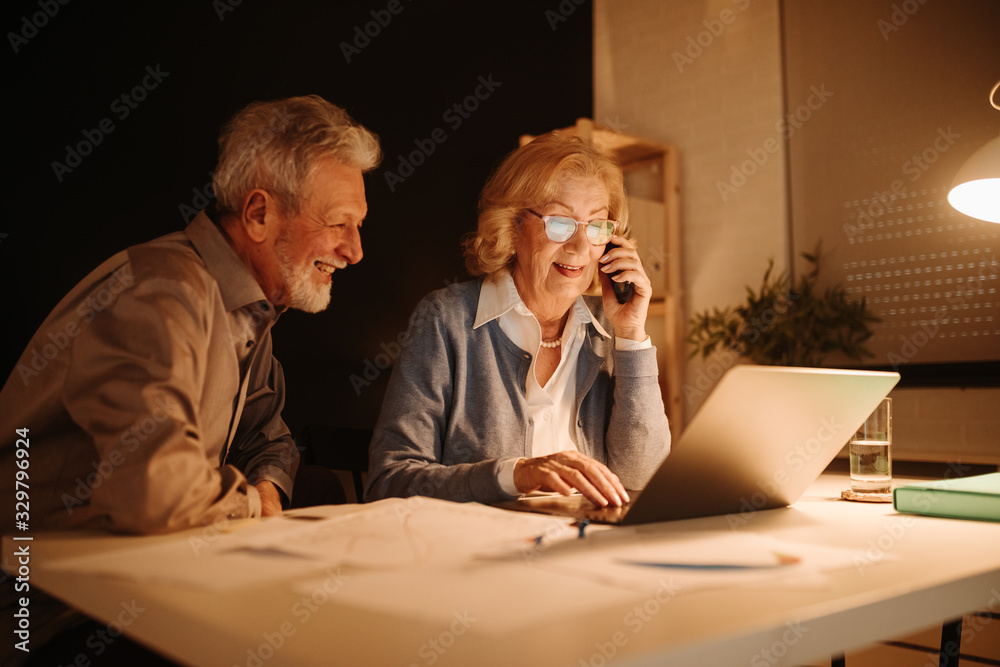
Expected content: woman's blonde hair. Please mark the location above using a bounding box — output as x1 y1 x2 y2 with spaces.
463 132 629 278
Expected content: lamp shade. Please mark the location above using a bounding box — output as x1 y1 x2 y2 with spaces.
947 133 1000 223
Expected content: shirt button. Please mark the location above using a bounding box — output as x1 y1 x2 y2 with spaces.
259 302 270 311
246 340 254 348
543 412 552 422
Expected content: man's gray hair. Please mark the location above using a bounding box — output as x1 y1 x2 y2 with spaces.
213 95 381 216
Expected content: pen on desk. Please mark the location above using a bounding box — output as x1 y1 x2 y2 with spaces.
619 552 801 571
530 520 590 549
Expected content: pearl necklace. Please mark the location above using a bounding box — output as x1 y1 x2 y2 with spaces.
539 338 562 349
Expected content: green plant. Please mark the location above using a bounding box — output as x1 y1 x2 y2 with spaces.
686 244 880 367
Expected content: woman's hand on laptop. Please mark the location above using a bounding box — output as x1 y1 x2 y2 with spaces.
513 452 630 508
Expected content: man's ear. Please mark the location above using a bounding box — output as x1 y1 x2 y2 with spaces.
241 189 275 244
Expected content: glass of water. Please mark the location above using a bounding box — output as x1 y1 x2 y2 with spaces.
850 397 893 495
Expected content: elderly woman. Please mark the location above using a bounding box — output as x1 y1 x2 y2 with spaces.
365 133 670 507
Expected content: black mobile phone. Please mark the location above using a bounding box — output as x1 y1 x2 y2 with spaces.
604 242 635 304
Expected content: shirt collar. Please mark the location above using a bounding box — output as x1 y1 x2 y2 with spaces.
474 270 610 338
185 211 272 313
474 270 522 328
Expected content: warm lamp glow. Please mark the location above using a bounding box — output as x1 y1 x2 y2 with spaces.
948 82 1000 224
947 134 1000 223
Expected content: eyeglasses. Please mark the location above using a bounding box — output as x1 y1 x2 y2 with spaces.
525 209 619 246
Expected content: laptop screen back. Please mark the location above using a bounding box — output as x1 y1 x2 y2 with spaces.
622 365 900 525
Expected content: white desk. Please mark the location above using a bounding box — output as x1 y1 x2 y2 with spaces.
4 474 1000 666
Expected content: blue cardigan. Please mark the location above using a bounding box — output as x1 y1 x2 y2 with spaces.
364 280 671 503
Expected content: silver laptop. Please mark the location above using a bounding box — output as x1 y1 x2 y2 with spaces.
495 365 900 525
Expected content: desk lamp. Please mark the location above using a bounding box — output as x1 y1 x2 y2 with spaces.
947 80 1000 223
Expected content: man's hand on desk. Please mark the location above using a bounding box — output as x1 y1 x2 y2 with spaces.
254 480 284 517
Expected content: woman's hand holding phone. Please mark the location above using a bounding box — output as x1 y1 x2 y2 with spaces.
599 236 651 342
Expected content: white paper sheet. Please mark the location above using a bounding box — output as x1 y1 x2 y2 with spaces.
40 497 871 614
41 498 573 590
248 497 574 569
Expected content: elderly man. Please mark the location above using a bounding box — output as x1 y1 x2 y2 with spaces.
0 95 380 663
1 95 380 534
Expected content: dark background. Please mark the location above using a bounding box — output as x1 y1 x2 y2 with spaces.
2 1 593 444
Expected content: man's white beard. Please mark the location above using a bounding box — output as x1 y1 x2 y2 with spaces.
274 235 332 313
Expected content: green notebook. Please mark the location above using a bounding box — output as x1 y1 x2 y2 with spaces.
893 473 1000 522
